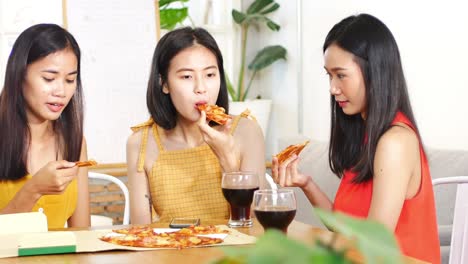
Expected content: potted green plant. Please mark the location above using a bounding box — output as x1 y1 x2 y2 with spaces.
158 0 194 30
213 209 404 264
227 0 287 136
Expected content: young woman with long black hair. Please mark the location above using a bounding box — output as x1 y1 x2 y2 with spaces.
0 24 90 228
272 14 440 263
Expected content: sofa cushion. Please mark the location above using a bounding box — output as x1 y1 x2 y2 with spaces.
438 225 452 246
441 245 450 264
427 148 468 226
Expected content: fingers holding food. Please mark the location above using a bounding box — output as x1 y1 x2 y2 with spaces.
31 161 80 195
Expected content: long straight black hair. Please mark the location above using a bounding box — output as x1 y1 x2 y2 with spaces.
146 27 229 130
324 14 421 183
0 24 84 180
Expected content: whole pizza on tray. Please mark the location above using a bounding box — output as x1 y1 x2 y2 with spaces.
99 225 229 249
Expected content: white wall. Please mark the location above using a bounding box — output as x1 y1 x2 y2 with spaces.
243 0 300 157
0 0 63 89
254 0 468 152
66 0 157 163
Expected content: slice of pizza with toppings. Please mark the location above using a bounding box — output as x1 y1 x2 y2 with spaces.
100 234 141 247
197 104 232 125
275 140 310 164
177 225 230 235
175 235 223 248
112 226 155 236
75 159 98 167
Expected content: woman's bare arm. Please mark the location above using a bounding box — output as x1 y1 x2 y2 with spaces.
127 131 152 224
68 138 91 227
236 118 267 189
368 126 420 230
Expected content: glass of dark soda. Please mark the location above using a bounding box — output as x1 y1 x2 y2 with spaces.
253 189 297 233
222 171 259 227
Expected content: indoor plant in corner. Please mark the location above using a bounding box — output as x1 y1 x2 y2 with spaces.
227 0 287 136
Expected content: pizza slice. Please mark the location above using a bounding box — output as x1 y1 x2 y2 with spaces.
75 159 98 167
112 226 155 236
197 104 232 125
275 140 310 164
100 234 141 247
177 225 230 235
174 235 223 248
100 233 175 248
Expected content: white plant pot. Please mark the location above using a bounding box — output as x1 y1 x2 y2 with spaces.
229 99 272 137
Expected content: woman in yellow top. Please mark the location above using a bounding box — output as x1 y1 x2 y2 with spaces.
0 24 90 228
127 27 266 224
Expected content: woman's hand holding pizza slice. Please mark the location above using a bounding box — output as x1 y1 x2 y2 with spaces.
272 141 311 188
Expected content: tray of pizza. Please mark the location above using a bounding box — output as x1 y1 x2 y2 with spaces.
76 225 256 252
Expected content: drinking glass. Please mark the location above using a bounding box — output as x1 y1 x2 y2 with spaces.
253 189 297 233
221 171 259 227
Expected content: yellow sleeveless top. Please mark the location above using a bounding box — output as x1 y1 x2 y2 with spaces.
0 175 78 229
131 113 250 222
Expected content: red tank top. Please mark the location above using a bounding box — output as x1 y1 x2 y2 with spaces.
333 112 440 264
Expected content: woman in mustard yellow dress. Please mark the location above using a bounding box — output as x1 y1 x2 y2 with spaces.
127 27 266 224
0 24 90 228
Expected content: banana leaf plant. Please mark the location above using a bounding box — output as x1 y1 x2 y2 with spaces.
212 208 404 264
159 0 194 30
228 0 287 101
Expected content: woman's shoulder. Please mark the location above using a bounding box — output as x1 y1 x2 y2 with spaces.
233 115 263 136
127 120 161 153
378 125 419 155
130 119 155 132
128 119 154 142
127 128 144 151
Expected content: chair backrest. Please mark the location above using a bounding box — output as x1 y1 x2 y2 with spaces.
90 214 113 226
88 172 130 225
433 176 468 264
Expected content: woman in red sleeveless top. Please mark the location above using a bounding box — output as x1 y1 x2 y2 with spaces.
271 14 440 264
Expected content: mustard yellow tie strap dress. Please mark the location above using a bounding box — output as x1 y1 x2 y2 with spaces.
131 114 247 222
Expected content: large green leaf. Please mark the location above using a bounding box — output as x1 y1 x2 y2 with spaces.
265 17 280 31
248 45 286 71
232 10 247 25
241 16 280 32
247 0 274 15
159 8 188 30
213 230 349 264
316 209 404 264
260 3 280 15
159 0 189 8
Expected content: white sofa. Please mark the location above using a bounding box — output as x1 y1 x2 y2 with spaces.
278 136 468 264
